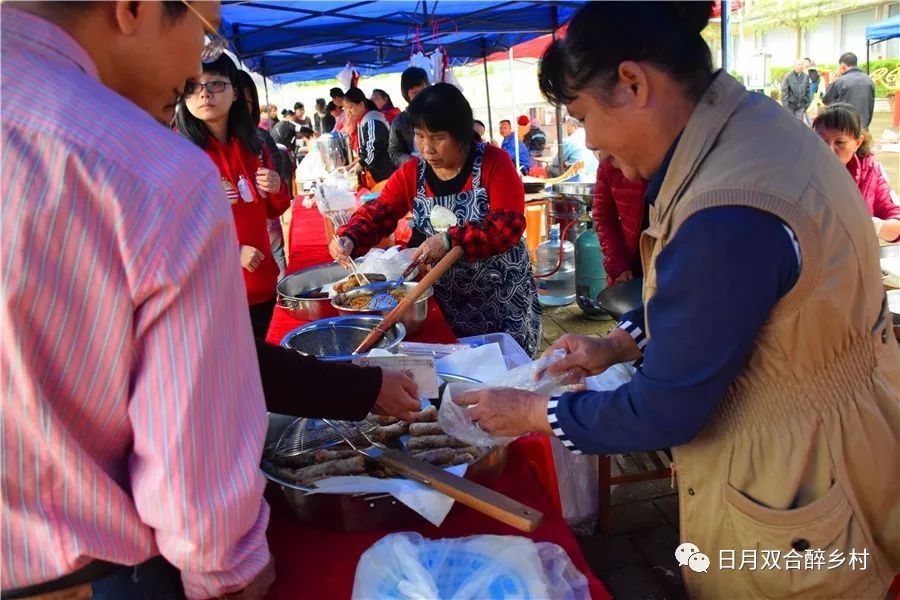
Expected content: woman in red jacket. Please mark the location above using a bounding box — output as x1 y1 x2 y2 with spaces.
176 55 291 337
329 84 542 355
592 155 648 286
813 103 900 242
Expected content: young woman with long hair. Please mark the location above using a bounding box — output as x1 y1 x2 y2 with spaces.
176 55 290 338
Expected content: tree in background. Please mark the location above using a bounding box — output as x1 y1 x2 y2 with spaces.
747 0 848 58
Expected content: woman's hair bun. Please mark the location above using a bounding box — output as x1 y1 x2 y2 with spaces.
666 1 714 36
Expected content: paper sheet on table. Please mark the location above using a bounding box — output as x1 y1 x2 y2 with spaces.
434 343 507 383
303 464 468 527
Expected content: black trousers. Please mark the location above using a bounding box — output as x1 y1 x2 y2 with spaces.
249 298 276 340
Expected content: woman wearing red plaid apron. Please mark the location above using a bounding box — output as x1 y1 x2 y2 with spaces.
331 84 541 355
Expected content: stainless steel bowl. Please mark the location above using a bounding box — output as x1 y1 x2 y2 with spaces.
276 262 356 321
331 282 433 336
280 315 406 361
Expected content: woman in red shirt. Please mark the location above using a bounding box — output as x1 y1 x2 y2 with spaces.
176 55 291 337
812 103 900 242
371 89 401 124
592 155 648 286
330 84 542 355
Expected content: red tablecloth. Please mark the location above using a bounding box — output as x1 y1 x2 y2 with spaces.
265 442 610 600
287 201 333 272
265 200 610 600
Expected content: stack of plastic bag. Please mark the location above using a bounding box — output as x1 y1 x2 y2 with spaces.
352 533 590 600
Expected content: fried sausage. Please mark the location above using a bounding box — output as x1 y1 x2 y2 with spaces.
405 435 469 450
409 405 438 423
409 448 457 465
371 421 409 443
408 422 444 436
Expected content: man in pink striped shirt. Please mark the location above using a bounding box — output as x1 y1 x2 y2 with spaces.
2 2 273 598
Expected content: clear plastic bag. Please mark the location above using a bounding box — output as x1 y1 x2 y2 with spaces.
437 350 582 448
357 246 418 279
409 52 433 81
484 349 580 395
351 533 590 600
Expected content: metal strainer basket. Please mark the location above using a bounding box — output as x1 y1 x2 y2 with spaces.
280 316 406 361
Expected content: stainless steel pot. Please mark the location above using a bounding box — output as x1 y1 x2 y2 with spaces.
276 262 357 321
280 315 406 361
331 282 433 336
318 132 352 172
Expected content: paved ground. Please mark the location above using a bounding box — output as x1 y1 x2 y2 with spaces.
538 305 688 599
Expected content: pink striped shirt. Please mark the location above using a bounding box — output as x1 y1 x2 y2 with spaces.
1 8 270 598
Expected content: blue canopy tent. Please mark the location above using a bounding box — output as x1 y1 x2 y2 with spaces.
220 1 585 83
865 15 900 73
220 1 585 169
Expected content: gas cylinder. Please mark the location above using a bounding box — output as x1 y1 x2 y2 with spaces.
575 220 607 319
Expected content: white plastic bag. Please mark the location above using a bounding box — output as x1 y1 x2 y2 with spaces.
357 246 417 279
351 533 590 600
553 362 635 533
409 51 433 81
336 61 355 90
438 350 582 448
444 65 464 92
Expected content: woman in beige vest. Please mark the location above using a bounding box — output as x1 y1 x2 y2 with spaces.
456 2 900 598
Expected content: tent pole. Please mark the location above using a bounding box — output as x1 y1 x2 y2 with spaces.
866 42 870 74
263 72 270 106
721 0 730 73
552 5 564 175
508 46 520 174
482 39 494 142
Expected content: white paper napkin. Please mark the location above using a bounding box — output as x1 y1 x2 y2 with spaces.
434 343 507 383
304 464 468 526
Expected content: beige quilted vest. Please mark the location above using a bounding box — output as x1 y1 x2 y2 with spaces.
640 73 900 599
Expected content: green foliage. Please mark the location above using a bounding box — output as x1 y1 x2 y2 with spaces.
769 60 900 98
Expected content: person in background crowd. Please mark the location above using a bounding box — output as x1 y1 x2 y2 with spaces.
344 87 396 187
313 97 327 133
499 118 531 174
813 103 900 242
473 119 487 142
331 84 542 354
523 118 547 158
258 103 274 130
1 2 278 598
267 103 279 124
295 125 315 165
271 106 298 155
329 87 346 130
323 101 339 133
238 71 290 280
804 57 820 103
372 88 401 124
390 66 430 167
592 155 648 286
558 117 598 176
293 101 312 129
781 58 810 122
823 52 875 128
177 54 291 338
457 3 899 599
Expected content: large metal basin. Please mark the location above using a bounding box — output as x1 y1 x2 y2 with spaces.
280 315 406 361
276 261 356 321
